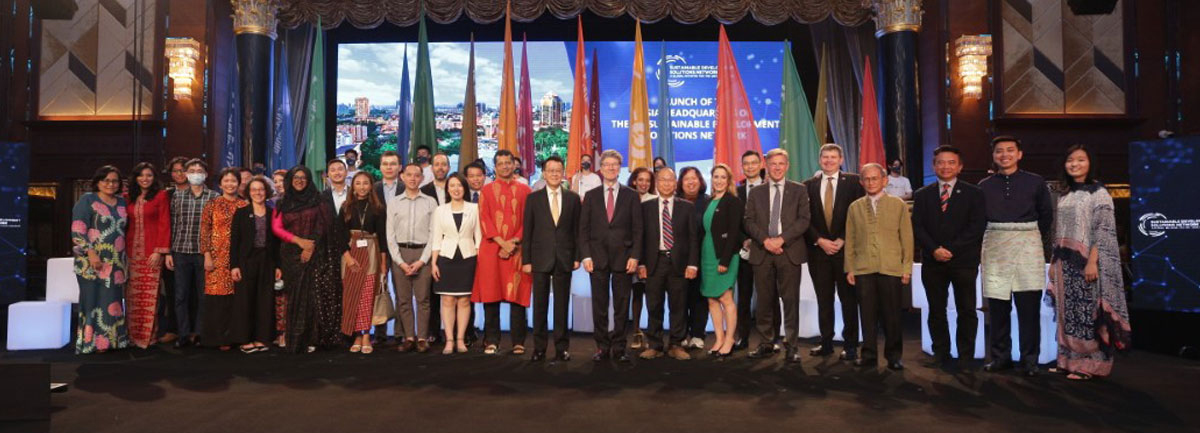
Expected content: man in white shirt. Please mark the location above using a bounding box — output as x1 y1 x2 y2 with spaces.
884 159 913 200
387 163 438 353
415 145 435 186
324 159 350 215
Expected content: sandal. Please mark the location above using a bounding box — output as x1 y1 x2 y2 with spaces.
484 344 498 355
361 345 374 354
1066 372 1093 381
240 345 257 354
350 344 362 353
512 345 526 355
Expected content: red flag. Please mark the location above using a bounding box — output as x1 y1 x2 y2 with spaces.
858 56 885 170
589 49 602 157
565 17 591 178
517 34 536 176
713 25 763 183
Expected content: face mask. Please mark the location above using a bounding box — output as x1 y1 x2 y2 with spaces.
581 161 592 170
416 156 429 165
514 167 523 176
345 158 357 167
187 173 207 186
890 166 902 174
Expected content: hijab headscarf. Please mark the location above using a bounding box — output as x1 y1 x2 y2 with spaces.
277 165 321 214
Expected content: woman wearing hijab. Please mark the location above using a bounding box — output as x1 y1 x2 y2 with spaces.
272 166 348 352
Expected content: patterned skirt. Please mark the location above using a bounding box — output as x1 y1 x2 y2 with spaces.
125 250 162 348
340 230 380 335
981 221 1046 300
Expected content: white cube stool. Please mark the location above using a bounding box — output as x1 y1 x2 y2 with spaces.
46 257 79 304
7 301 72 350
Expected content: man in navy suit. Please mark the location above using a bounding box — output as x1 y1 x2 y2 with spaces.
522 156 581 362
579 150 644 362
912 145 986 370
637 167 700 361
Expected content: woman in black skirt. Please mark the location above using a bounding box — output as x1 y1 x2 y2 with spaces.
230 176 281 353
430 173 481 355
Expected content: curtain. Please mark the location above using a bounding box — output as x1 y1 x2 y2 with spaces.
269 24 316 172
277 0 872 29
810 20 876 173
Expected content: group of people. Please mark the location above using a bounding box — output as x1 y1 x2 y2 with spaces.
70 136 1130 380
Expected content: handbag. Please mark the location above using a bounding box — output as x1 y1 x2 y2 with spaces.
371 273 394 326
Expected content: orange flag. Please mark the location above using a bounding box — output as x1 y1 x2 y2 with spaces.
712 25 762 184
627 21 652 170
565 17 591 178
496 2 518 155
857 56 886 170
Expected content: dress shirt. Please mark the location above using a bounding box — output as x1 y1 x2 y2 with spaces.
546 185 564 223
768 179 787 236
937 178 957 200
329 183 348 213
573 172 602 199
386 190 437 265
420 165 434 187
656 195 697 272
819 171 840 209
170 187 219 254
884 174 912 199
381 179 399 200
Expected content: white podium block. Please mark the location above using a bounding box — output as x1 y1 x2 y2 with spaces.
46 257 79 304
7 301 72 350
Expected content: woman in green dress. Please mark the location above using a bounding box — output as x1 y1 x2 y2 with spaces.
71 165 131 354
699 164 744 358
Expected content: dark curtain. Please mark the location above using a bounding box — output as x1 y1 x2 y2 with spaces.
269 24 316 172
810 20 876 173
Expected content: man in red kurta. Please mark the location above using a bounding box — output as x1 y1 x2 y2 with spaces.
473 150 533 354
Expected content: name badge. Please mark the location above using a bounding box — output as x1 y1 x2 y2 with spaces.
356 239 369 248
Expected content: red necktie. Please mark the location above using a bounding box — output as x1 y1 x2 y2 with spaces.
940 183 950 212
606 187 615 223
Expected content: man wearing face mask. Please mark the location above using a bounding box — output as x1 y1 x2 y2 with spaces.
415 145 435 187
884 159 913 200
512 156 531 186
165 158 219 348
156 156 192 344
344 149 360 178
570 154 602 200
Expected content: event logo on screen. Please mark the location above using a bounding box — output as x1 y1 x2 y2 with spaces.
1138 212 1200 238
1129 136 1200 313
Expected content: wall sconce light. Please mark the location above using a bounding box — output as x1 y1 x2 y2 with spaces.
166 37 201 100
955 34 992 99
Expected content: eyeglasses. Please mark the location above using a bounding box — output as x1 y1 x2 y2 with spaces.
98 179 121 184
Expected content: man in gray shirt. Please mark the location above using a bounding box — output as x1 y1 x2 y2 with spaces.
387 163 438 353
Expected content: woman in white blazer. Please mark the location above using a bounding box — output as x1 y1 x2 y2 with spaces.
430 173 482 354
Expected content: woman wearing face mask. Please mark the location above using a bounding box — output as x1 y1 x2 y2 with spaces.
72 165 130 354
123 162 171 348
339 171 387 354
229 176 282 353
677 166 710 351
273 166 348 353
199 168 249 350
626 167 656 350
570 154 602 199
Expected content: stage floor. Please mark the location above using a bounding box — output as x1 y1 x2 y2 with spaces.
3 314 1199 433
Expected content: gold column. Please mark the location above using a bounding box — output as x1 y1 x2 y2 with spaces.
870 0 923 37
231 0 280 40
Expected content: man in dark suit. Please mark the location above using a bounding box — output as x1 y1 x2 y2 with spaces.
734 150 776 351
323 158 350 215
372 151 404 343
745 148 811 363
579 150 644 362
637 167 700 361
803 143 865 360
912 145 986 370
522 156 580 362
418 152 451 344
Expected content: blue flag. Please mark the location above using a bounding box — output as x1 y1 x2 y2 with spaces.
271 41 297 173
221 41 242 170
654 42 674 167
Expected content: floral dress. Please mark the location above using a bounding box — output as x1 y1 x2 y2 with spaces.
71 193 130 353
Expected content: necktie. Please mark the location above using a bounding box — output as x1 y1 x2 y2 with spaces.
472 191 479 203
769 183 782 237
824 176 835 226
606 187 615 223
662 200 674 250
940 183 950 212
550 190 560 225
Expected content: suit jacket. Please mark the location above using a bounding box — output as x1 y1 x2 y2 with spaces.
744 179 810 265
579 183 644 271
912 180 986 268
844 195 913 277
373 179 404 260
736 180 763 242
430 202 482 259
640 196 700 276
522 187 582 273
803 172 865 246
420 181 450 206
702 194 745 268
229 204 281 271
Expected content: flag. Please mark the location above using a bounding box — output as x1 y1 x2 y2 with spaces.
813 44 830 147
221 44 242 171
778 41 820 181
410 13 436 159
302 17 326 190
654 41 674 167
712 25 762 184
459 35 478 171
495 3 518 156
858 56 885 170
564 17 591 178
517 34 536 176
270 38 297 173
396 45 412 163
627 21 652 170
589 48 602 157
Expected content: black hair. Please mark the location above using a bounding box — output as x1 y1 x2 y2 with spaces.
628 167 652 190
91 165 121 192
933 145 961 158
184 158 209 172
381 150 401 162
465 162 486 176
416 145 432 154
327 158 346 169
653 156 667 166
676 166 707 200
740 150 761 160
991 135 1021 150
166 156 190 175
246 175 275 201
541 155 564 170
494 149 515 163
128 162 161 201
1061 144 1099 190
216 167 242 190
344 149 358 156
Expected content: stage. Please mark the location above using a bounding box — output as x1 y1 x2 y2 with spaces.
3 316 1198 433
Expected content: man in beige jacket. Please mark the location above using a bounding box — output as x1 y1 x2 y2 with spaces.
845 163 913 370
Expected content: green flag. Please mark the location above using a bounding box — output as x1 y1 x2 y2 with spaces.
410 14 436 160
303 17 327 190
779 41 820 181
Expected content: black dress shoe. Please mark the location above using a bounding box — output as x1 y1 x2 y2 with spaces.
923 354 950 369
531 351 546 362
887 360 905 371
855 358 878 367
556 351 571 361
983 361 1014 372
957 359 974 371
616 352 631 363
592 350 609 362
732 340 749 351
785 346 803 364
747 344 776 359
809 344 833 356
1022 364 1040 377
840 350 858 361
